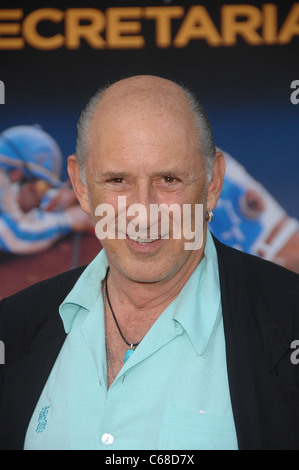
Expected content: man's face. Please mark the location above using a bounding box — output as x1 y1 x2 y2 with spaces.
69 78 224 284
84 92 210 283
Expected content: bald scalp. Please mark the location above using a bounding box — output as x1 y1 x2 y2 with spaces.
90 76 198 157
75 75 216 184
91 76 196 142
95 75 191 114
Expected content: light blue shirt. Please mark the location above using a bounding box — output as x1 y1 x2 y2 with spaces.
24 231 238 450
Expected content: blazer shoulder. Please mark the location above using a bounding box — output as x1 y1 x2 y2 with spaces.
213 236 299 340
213 235 299 289
0 266 86 363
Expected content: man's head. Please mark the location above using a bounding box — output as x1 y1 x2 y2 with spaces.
75 76 216 186
68 75 225 283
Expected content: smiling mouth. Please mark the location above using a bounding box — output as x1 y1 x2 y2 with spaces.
126 235 161 245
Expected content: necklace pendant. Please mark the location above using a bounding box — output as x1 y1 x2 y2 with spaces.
123 348 134 364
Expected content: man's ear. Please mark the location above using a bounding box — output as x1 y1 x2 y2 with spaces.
206 150 226 211
67 155 91 215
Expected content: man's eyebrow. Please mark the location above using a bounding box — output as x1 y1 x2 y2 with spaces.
151 169 191 180
152 170 183 177
100 169 190 180
101 171 130 179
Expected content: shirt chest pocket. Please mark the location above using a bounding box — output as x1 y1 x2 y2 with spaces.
159 404 238 450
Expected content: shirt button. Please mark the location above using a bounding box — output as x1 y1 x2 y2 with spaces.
101 433 114 446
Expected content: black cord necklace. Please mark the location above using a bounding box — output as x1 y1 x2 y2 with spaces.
105 268 141 363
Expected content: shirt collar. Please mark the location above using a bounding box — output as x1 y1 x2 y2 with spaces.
59 230 221 350
59 248 108 333
172 230 221 356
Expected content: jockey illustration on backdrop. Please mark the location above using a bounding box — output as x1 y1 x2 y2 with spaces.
210 150 299 273
0 125 92 254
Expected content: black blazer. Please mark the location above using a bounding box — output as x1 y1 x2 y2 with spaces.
0 237 299 450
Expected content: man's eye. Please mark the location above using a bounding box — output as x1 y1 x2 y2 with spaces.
163 176 176 184
109 178 124 184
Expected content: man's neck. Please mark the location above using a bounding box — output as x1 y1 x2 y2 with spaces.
105 245 204 320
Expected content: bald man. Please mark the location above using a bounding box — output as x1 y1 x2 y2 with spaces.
0 76 299 450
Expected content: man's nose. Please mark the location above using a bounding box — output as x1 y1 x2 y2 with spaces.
124 178 157 207
126 181 158 229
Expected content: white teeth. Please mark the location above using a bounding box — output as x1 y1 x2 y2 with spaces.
128 235 159 244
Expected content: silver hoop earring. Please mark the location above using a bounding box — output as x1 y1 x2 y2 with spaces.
205 210 214 223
